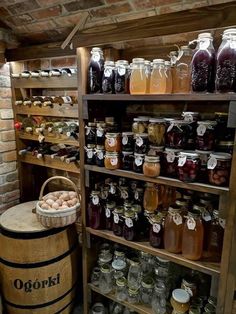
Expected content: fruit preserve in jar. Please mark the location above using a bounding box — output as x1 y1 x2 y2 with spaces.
148 118 166 146
114 60 129 94
102 60 115 94
178 151 201 183
88 191 103 229
215 112 234 142
122 151 134 171
163 148 181 178
95 145 105 167
207 152 232 186
123 210 138 241
148 214 165 248
143 155 161 177
88 47 104 94
195 149 213 183
171 289 190 314
134 133 149 154
217 141 234 154
196 121 217 151
104 152 120 170
85 144 96 165
105 133 121 152
166 120 191 149
113 207 124 237
133 153 145 173
143 183 159 213
85 122 96 145
132 117 149 134
105 201 116 230
122 132 134 152
96 122 106 145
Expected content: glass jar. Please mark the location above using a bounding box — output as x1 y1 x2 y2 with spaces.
148 118 166 146
195 149 213 182
151 286 167 314
143 183 159 213
102 60 115 94
113 207 124 237
105 201 116 230
112 259 127 282
133 153 145 173
88 191 103 229
150 59 166 94
85 144 96 165
85 122 96 145
143 155 161 177
174 46 192 93
95 145 105 167
133 187 144 205
191 33 216 93
114 60 129 94
98 264 113 294
134 133 149 154
204 303 216 313
178 151 200 182
91 303 106 314
96 122 106 145
116 277 127 302
139 251 154 276
145 60 151 93
127 288 140 304
217 141 234 154
166 120 191 149
127 259 142 290
122 132 134 152
140 277 154 304
160 186 176 210
181 278 197 298
208 296 217 308
163 148 181 178
91 267 100 287
170 289 190 314
215 28 236 93
132 117 149 133
207 152 232 186
122 151 134 171
196 120 217 151
175 198 189 216
164 207 184 253
148 145 164 158
189 306 201 314
148 214 164 248
215 112 234 142
98 251 113 267
130 58 147 94
104 152 120 170
88 47 104 93
164 60 173 93
123 210 137 241
105 133 121 152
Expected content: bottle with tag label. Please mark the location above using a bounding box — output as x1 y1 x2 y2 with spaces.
105 201 116 230
148 213 165 248
112 206 124 237
174 46 192 93
85 144 96 165
150 59 166 94
65 150 80 164
32 96 44 107
65 121 79 139
163 148 181 178
95 145 105 167
104 152 120 170
143 183 159 213
166 120 191 149
123 210 137 241
130 58 147 94
105 133 121 152
114 60 129 94
102 61 115 94
134 133 148 154
207 152 231 186
122 132 134 152
88 47 104 93
85 122 96 145
133 153 145 173
96 122 106 145
88 191 103 229
195 149 213 183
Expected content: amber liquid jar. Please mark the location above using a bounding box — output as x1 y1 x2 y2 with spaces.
143 183 159 213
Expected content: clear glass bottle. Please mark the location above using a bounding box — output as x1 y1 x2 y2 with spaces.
88 47 104 93
102 60 115 94
175 46 192 93
151 286 167 314
98 264 113 294
127 259 142 290
163 148 181 178
150 59 166 94
130 58 147 94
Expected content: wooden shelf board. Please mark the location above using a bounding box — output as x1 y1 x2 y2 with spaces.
83 94 236 102
84 165 229 195
18 132 79 147
88 283 152 314
19 153 80 173
15 104 78 118
12 76 77 89
86 228 220 276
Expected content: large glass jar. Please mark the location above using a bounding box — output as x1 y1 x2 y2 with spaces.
122 151 134 171
85 122 96 145
207 152 232 186
112 259 127 282
130 58 147 94
134 133 148 154
122 132 134 152
88 191 103 229
139 251 154 276
133 153 145 173
104 152 121 170
163 148 181 178
114 60 129 94
102 60 115 94
91 303 106 314
148 214 164 248
151 286 167 314
164 60 172 93
196 121 217 151
174 46 192 93
98 264 113 294
116 277 127 302
127 259 142 290
132 117 149 134
195 149 213 182
105 201 116 230
88 47 104 93
166 120 191 149
113 207 124 237
178 151 201 183
143 183 159 213
105 133 121 152
215 28 236 93
150 59 166 94
148 118 166 146
140 277 154 304
143 155 161 177
191 33 216 93
96 122 106 145
170 289 190 313
123 210 137 241
164 207 184 253
182 210 204 261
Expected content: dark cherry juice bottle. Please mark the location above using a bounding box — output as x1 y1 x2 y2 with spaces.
88 47 104 93
88 191 103 229
191 33 216 93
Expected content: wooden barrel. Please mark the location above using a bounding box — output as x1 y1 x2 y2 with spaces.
0 201 78 314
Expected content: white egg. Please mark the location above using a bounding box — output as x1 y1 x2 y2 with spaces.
52 202 59 210
46 199 54 206
55 199 62 206
41 203 49 210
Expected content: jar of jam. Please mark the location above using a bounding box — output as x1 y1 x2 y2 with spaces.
181 278 197 298
217 141 234 154
207 152 231 186
120 186 130 201
100 184 109 203
105 201 116 230
133 187 144 205
148 118 166 146
182 111 200 123
143 155 161 177
164 207 183 253
122 152 134 171
85 144 96 165
163 148 181 178
133 153 145 173
195 149 213 182
148 214 164 248
105 133 121 152
122 132 134 152
88 191 103 229
215 112 234 142
113 207 124 237
132 117 149 134
140 277 154 304
123 210 137 241
85 122 96 144
170 289 190 314
143 183 159 213
108 181 118 200
95 145 105 167
102 60 115 94
166 120 191 149
104 152 120 170
196 121 217 151
182 210 204 260
178 151 201 183
134 133 149 154
96 122 106 145
114 60 129 94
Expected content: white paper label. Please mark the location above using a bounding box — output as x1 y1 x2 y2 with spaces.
87 150 93 159
106 208 111 218
93 52 100 62
110 186 116 194
230 39 236 49
202 210 211 222
86 127 91 135
178 155 187 167
135 156 143 166
104 67 113 77
121 190 129 199
114 213 119 223
108 137 115 147
173 214 183 226
66 131 72 137
184 114 193 122
125 218 133 228
167 124 174 132
187 217 196 230
101 190 108 199
197 124 206 136
153 223 161 233
134 191 139 200
167 152 175 163
122 135 128 145
207 157 217 170
118 66 126 76
38 135 45 143
97 151 104 160
96 128 104 137
219 218 226 229
110 157 118 166
136 137 143 147
92 195 99 205
200 39 210 50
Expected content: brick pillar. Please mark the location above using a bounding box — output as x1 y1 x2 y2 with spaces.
0 62 20 214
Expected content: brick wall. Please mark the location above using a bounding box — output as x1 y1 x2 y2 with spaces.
0 62 19 214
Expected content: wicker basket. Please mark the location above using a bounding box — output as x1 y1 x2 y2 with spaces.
36 176 80 228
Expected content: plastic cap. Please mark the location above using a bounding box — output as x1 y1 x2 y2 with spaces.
172 288 190 303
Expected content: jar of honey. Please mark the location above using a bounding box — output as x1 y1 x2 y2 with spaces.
170 289 190 313
143 183 159 213
150 59 166 94
130 58 147 94
105 133 121 152
104 152 120 170
143 155 161 177
207 152 231 186
148 118 166 146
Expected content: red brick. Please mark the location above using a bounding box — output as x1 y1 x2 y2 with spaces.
6 14 34 27
0 180 19 194
54 12 83 27
0 88 12 98
64 0 104 12
8 0 40 15
133 0 181 10
91 3 132 18
51 57 77 68
25 20 56 33
0 130 15 142
0 142 16 153
0 120 14 131
0 99 12 109
37 0 61 6
31 5 62 20
2 151 17 162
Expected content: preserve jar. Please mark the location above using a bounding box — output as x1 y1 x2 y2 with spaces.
122 152 134 171
145 60 151 93
160 186 176 210
114 60 129 94
113 206 124 237
122 132 134 152
164 207 184 253
215 112 234 142
98 264 113 294
100 184 109 203
134 133 149 154
151 286 167 314
166 120 191 149
140 277 154 304
120 186 130 201
148 214 164 248
154 256 170 287
163 148 181 178
127 259 142 290
112 259 127 282
85 144 96 165
95 145 105 167
170 289 190 314
217 141 234 154
143 183 159 213
105 201 116 230
148 118 166 146
174 46 192 93
207 152 232 186
98 251 113 267
195 149 213 182
150 59 166 94
181 278 197 298
215 28 236 93
96 122 106 145
91 303 106 314
123 210 137 241
88 191 103 229
85 122 96 144
104 152 120 170
105 133 121 152
182 210 204 260
191 33 216 93
139 251 154 276
88 47 104 94
133 187 144 205
196 121 217 151
102 60 115 94
91 267 101 287
148 145 164 158
165 60 173 93
143 155 161 177
178 151 201 182
133 153 145 173
116 277 127 302
132 117 149 133
130 58 147 94
127 288 140 304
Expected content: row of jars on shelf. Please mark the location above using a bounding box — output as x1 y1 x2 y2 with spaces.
90 302 138 314
88 29 236 94
90 243 216 314
11 68 77 78
15 96 77 107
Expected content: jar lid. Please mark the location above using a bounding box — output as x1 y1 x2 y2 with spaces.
218 141 234 146
141 277 154 289
100 264 111 273
171 119 190 125
168 206 182 214
188 210 201 218
129 258 140 266
104 60 115 66
134 153 145 157
96 122 106 127
182 111 199 116
105 152 119 157
215 112 228 117
223 28 236 35
132 57 145 63
180 45 192 51
176 199 188 207
193 204 205 212
134 133 148 138
195 149 213 155
105 132 120 137
96 145 105 150
149 118 166 123
114 250 125 257
179 151 200 158
112 259 126 270
122 151 133 156
124 210 135 218
199 198 212 206
182 278 197 288
144 155 160 162
149 145 165 151
87 144 96 149
128 287 139 295
164 117 175 122
204 303 216 312
116 59 129 65
164 60 171 66
91 47 103 53
172 288 190 303
197 120 217 126
91 303 105 313
116 276 127 287
91 190 100 195
133 117 149 122
99 252 113 264
114 206 124 215
209 152 232 160
183 194 192 200
149 214 162 224
122 132 133 136
198 32 213 40
154 285 166 293
88 122 96 127
165 148 181 153
131 204 142 213
106 201 116 209
213 210 219 217
153 58 165 64
208 296 217 306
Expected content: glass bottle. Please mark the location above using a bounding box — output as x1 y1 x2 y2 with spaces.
122 132 134 152
164 60 173 93
133 153 145 173
191 33 216 93
143 183 159 213
88 47 104 93
140 277 154 304
127 259 142 290
122 151 134 171
132 117 149 133
130 58 147 94
127 288 140 304
170 50 179 93
134 133 149 154
88 191 103 229
166 120 191 149
196 120 217 151
150 59 166 94
207 152 232 186
91 303 106 314
116 277 127 302
151 286 167 314
114 60 129 94
163 148 181 178
215 112 234 142
112 259 127 282
113 206 124 237
145 60 151 93
98 264 113 294
85 122 96 145
175 46 192 93
91 267 101 287
95 145 105 167
123 210 137 241
96 122 106 145
105 201 116 230
102 60 115 94
177 151 201 183
148 214 164 248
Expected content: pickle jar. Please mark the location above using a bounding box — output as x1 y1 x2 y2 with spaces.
140 277 154 304
207 152 231 186
104 152 121 170
113 207 124 237
143 155 161 177
105 133 121 152
95 145 105 167
178 151 201 183
143 183 159 213
170 289 190 314
105 201 116 230
148 118 166 146
134 133 149 154
96 122 106 145
85 144 96 165
195 149 213 183
133 153 145 173
132 117 149 134
88 191 103 229
122 132 134 152
123 210 138 241
166 120 191 149
163 148 181 178
85 122 96 144
114 60 129 94
148 214 164 248
196 121 217 151
122 151 134 171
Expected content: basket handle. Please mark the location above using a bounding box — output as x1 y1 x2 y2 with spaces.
39 176 80 201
